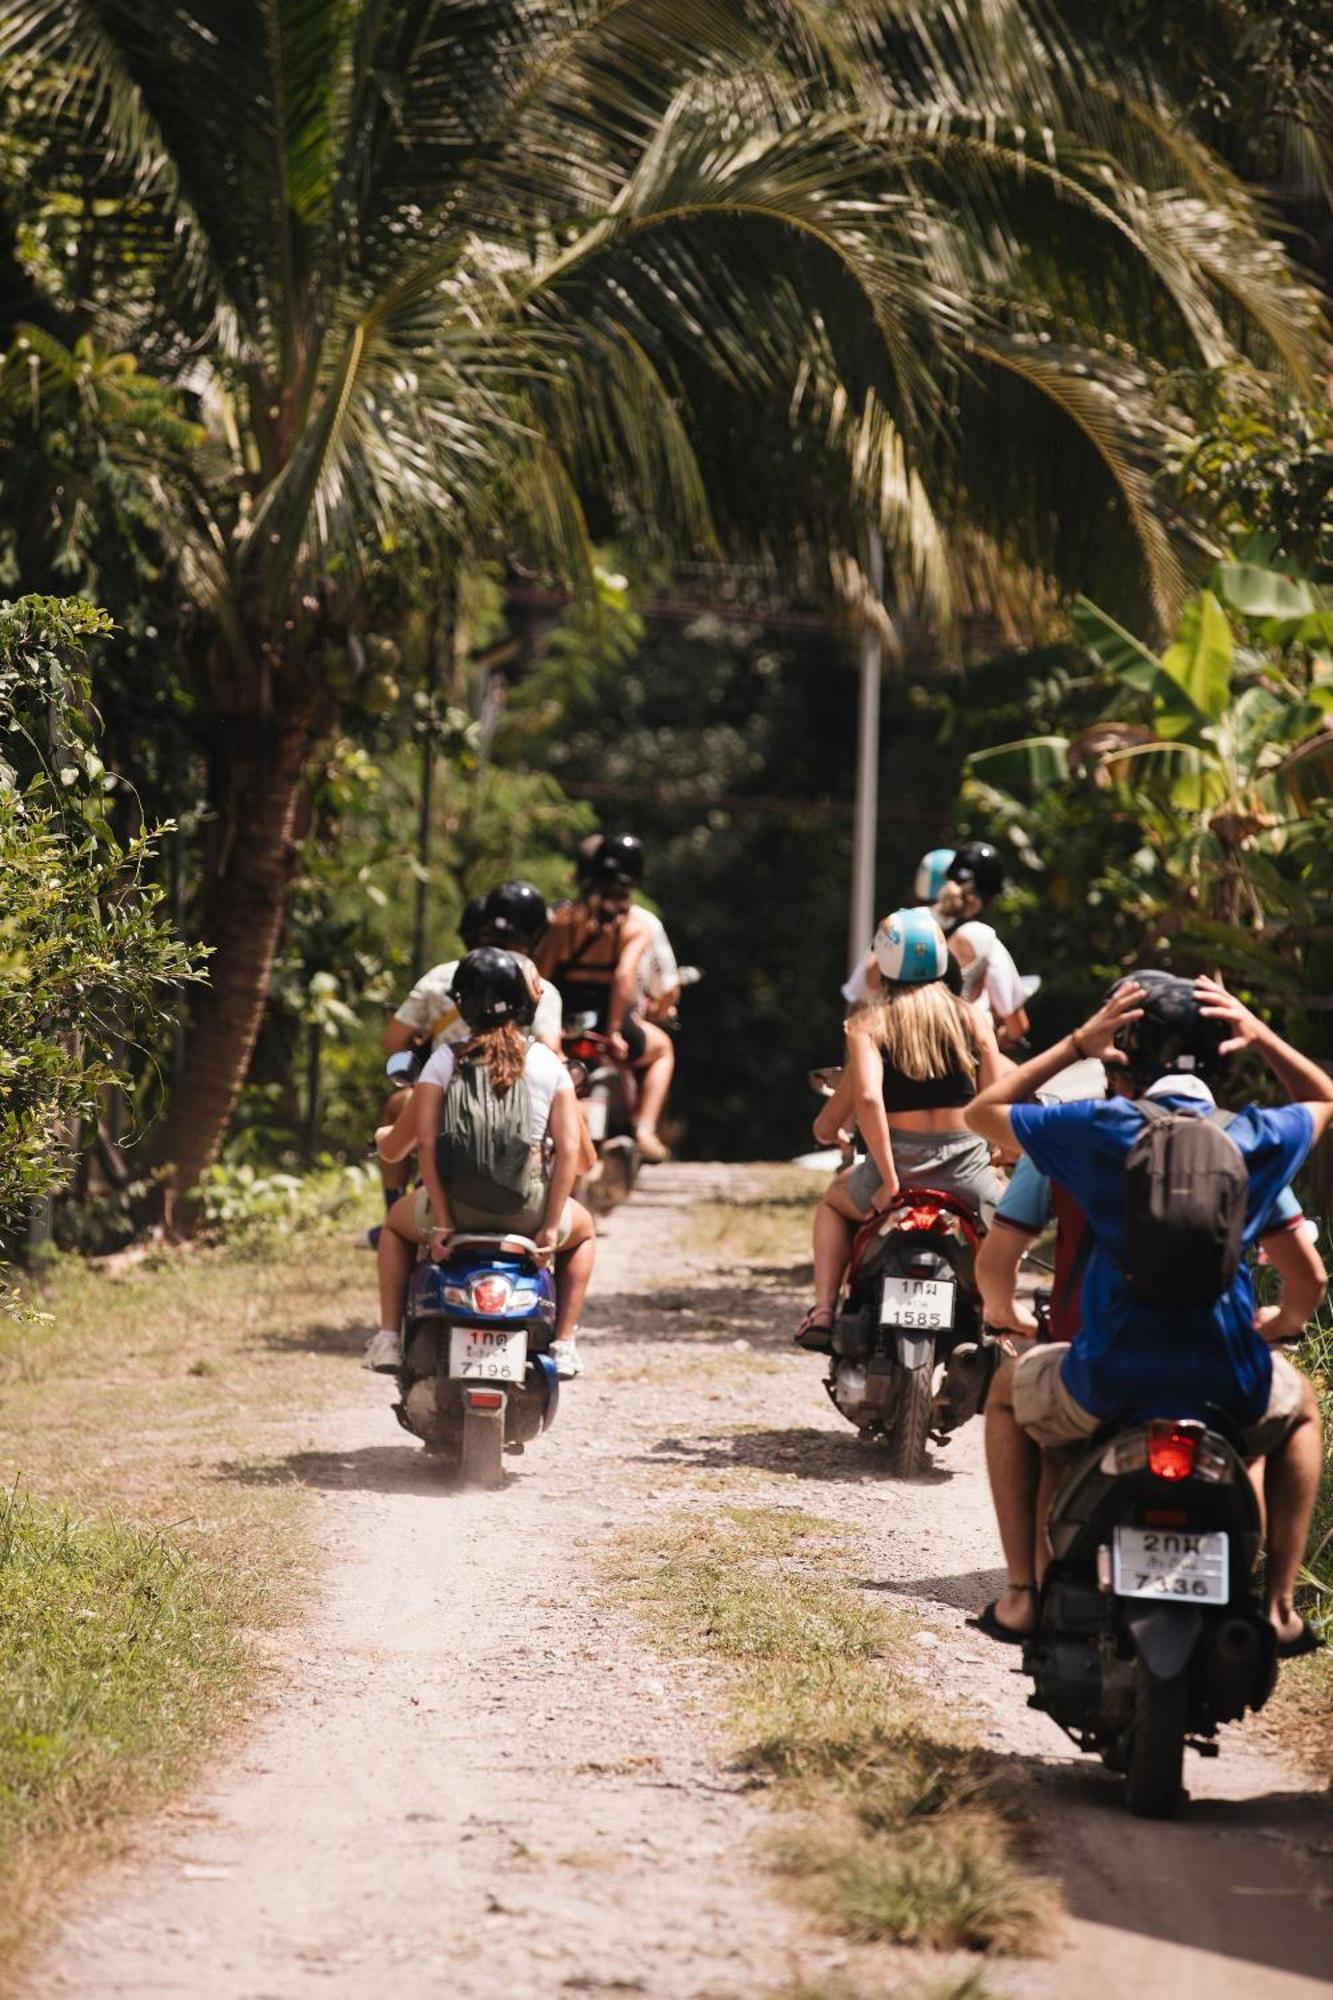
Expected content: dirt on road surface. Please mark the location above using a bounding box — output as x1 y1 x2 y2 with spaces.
16 1165 1331 1999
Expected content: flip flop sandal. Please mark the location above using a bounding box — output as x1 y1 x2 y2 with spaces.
1276 1619 1324 1660
794 1307 835 1352
966 1584 1036 1647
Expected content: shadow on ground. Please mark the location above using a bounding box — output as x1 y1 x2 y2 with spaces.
641 1424 956 1486
584 1272 808 1348
213 1444 516 1496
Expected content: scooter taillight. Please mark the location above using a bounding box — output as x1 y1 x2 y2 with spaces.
470 1275 514 1315
567 1039 599 1063
1147 1421 1199 1482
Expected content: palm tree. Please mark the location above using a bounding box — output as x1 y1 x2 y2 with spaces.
0 1 1320 1192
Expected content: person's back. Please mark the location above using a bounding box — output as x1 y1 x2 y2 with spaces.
1009 1082 1312 1425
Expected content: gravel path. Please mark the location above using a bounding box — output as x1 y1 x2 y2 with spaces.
17 1165 1332 1999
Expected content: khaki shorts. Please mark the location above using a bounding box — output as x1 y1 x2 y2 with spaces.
411 1186 574 1248
1012 1343 1309 1458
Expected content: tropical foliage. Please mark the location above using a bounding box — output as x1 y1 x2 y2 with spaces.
0 0 1324 1196
963 558 1333 1035
0 597 200 1289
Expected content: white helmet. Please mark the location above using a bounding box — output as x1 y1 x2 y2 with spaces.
873 908 950 985
914 847 956 904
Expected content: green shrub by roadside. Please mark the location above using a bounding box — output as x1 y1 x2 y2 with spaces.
611 1506 1055 1959
0 1490 245 1939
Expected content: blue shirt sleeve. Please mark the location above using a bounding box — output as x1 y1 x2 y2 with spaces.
1008 1100 1099 1197
1237 1104 1315 1241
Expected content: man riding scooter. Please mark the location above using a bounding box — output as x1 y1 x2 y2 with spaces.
539 834 675 1162
964 972 1331 1656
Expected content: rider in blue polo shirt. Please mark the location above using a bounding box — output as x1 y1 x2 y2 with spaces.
965 972 1331 1655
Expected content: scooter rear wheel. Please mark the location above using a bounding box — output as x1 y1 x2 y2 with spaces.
459 1402 506 1490
885 1364 933 1478
1124 1659 1187 1818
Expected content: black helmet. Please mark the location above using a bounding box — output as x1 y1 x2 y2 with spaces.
458 894 487 952
947 840 1005 903
450 947 537 1030
1111 970 1227 1085
480 879 549 952
585 831 644 891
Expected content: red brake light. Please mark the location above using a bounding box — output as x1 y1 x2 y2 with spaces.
1147 1423 1198 1482
465 1387 505 1410
470 1275 513 1316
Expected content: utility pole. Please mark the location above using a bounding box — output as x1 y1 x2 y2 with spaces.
849 525 884 974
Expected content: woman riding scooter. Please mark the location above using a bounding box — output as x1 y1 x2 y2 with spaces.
798 908 1004 1350
367 949 596 1380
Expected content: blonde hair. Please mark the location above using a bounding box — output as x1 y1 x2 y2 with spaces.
859 980 978 1084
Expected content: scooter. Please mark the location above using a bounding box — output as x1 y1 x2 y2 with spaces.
562 1015 639 1212
1026 1411 1277 1816
827 1189 999 1475
393 1234 560 1487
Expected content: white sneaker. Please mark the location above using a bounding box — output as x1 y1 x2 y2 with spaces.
550 1338 583 1379
362 1329 403 1372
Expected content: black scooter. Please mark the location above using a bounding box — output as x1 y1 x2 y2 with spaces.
1027 1412 1276 1816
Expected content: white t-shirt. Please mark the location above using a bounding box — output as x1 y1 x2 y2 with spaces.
394 954 563 1049
418 1039 572 1143
635 909 679 1002
952 921 1026 1024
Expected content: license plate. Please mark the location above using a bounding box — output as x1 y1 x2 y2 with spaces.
448 1325 527 1383
880 1276 954 1331
1112 1526 1229 1605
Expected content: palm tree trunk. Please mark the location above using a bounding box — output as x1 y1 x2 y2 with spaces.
150 695 323 1204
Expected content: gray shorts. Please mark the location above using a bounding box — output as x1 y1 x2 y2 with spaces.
845 1128 1000 1224
1013 1343 1310 1458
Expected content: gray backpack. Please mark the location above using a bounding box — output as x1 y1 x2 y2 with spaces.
434 1059 539 1216
1121 1099 1249 1308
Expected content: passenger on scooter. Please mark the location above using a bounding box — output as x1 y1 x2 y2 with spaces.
841 842 1028 1052
965 973 1331 1652
797 909 1005 1350
539 833 675 1162
931 842 1030 1051
366 949 596 1380
376 881 563 1207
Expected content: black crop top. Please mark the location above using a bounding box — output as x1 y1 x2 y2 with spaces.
881 1059 975 1113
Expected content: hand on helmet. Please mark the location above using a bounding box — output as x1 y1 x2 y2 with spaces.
1075 982 1145 1065
1194 973 1264 1057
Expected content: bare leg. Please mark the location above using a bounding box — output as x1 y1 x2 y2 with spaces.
982 1355 1040 1634
1034 1451 1066 1582
376 1193 421 1330
553 1202 596 1341
632 1022 675 1144
813 1188 860 1313
1263 1378 1322 1643
377 1088 413 1198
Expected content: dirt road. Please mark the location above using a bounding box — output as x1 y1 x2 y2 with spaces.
18 1166 1331 1999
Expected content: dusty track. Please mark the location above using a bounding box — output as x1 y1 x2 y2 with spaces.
18 1166 1332 1999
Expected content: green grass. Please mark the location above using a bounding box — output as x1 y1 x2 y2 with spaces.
0 1489 247 1946
611 1507 1055 1960
0 1193 376 1955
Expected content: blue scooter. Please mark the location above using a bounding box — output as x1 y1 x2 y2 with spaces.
394 1235 560 1485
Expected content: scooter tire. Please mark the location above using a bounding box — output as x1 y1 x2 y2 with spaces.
459 1402 506 1491
1124 1659 1187 1818
885 1364 933 1479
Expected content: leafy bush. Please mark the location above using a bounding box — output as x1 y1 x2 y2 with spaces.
196 1160 375 1251
0 597 201 1286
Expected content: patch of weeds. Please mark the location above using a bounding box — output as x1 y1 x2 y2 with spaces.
611 1507 1055 1959
0 1487 249 1947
